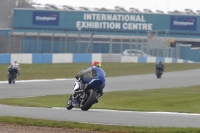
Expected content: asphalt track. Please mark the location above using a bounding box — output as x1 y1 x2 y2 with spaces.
0 69 200 128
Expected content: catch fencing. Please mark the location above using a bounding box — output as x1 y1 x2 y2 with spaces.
0 30 172 58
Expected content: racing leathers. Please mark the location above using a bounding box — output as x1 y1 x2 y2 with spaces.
8 62 20 76
156 62 164 73
75 66 106 99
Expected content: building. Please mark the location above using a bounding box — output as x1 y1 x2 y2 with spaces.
0 4 200 62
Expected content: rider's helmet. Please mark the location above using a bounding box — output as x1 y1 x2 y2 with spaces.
91 61 101 67
14 61 17 64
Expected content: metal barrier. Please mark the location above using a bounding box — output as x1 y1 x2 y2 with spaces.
0 53 197 64
146 30 170 57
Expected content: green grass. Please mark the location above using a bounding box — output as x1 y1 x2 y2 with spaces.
0 116 200 133
1 85 200 113
1 63 200 132
0 63 199 80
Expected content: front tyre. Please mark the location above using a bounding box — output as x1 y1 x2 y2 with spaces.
8 75 12 84
80 89 97 111
66 95 73 110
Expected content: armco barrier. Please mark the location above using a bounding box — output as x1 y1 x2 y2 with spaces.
32 54 52 64
0 54 11 64
0 54 198 64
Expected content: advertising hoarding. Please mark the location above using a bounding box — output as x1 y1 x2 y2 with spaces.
32 11 59 26
170 16 197 31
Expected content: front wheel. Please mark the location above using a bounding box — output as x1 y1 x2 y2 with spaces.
13 74 17 84
66 95 73 110
8 75 12 84
80 89 97 111
157 74 162 78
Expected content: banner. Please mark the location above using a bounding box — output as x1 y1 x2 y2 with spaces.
170 16 197 31
32 11 59 26
76 13 153 30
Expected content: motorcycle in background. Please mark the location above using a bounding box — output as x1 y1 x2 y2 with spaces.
156 67 163 78
8 68 18 84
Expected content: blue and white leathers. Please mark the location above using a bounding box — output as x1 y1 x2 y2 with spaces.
82 66 106 93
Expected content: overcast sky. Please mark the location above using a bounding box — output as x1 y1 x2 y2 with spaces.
35 0 200 13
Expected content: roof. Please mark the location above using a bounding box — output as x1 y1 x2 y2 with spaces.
29 3 200 15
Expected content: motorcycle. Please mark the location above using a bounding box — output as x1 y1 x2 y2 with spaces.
8 68 18 84
66 77 99 111
156 67 163 78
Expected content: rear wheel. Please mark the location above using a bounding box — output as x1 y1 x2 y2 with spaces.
66 95 73 110
80 89 97 111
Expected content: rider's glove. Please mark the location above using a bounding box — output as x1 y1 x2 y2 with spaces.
75 75 79 80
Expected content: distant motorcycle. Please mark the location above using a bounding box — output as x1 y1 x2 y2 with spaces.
156 67 163 78
8 68 18 84
66 77 99 111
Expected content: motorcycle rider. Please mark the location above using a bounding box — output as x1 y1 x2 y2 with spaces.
73 61 106 103
156 60 164 73
8 61 20 76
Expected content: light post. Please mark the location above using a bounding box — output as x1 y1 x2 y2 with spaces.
86 31 95 53
78 26 81 53
90 31 95 53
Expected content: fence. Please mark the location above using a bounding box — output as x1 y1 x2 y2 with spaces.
0 31 170 57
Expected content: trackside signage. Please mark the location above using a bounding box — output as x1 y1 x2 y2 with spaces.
170 16 197 30
32 11 59 26
76 13 153 30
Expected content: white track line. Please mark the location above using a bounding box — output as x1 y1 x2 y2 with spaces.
52 107 200 116
0 78 74 84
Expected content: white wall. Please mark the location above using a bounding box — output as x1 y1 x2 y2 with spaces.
11 54 32 64
52 54 73 63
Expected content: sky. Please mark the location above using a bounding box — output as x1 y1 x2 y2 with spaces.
35 0 200 13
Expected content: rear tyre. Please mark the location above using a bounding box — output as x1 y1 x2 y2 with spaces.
80 89 97 111
66 95 73 110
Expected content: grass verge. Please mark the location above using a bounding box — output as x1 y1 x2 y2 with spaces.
0 116 200 133
0 63 199 80
0 85 200 113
